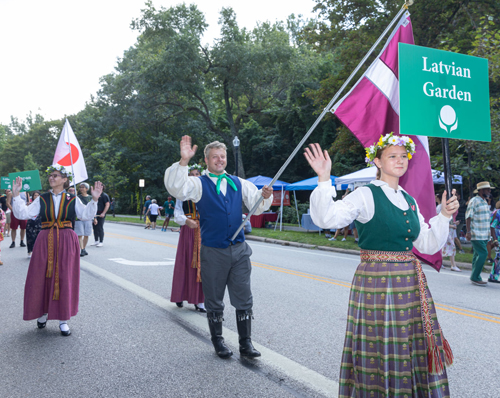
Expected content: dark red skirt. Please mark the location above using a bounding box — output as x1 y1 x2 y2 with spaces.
170 225 204 304
23 228 80 321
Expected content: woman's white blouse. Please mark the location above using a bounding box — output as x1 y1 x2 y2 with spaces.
310 179 450 255
13 192 97 221
173 200 187 226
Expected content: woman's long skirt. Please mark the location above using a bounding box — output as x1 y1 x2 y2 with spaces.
23 228 80 321
170 225 204 304
339 260 450 398
26 217 42 253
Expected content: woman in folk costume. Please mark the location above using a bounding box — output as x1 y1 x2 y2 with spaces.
170 164 205 312
12 165 102 336
305 133 457 398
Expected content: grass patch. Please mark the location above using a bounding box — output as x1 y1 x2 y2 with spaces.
251 228 476 265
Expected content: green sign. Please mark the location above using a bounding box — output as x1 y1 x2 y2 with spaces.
8 170 42 192
1 177 11 190
399 43 490 142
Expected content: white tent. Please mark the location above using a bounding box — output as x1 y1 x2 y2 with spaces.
336 168 462 190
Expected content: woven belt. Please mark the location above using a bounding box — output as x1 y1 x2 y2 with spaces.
360 249 453 375
189 219 201 283
41 220 72 300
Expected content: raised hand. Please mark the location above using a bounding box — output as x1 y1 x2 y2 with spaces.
179 135 198 166
90 181 104 202
304 143 332 182
12 176 23 197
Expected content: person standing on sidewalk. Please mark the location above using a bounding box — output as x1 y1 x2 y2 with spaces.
161 196 175 232
91 185 110 247
466 181 496 286
165 136 273 359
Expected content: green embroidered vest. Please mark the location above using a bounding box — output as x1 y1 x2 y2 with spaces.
39 192 76 229
354 184 420 252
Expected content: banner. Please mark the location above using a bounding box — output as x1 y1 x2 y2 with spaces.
272 190 290 207
8 170 42 192
1 176 11 190
400 43 490 141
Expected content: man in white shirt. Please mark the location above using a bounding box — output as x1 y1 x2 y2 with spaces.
165 136 272 359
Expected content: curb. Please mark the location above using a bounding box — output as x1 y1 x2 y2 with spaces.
245 235 478 271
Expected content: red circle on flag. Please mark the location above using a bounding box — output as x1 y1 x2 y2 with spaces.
58 142 80 166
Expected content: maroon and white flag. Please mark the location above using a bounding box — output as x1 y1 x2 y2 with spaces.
53 119 88 184
331 11 441 270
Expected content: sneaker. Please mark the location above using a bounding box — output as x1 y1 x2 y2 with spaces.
90 241 99 246
28 253 32 258
459 249 465 254
341 238 346 242
328 237 336 241
9 242 15 248
96 242 103 247
471 280 487 287
487 258 494 263
20 241 26 247
488 277 500 283
450 265 461 272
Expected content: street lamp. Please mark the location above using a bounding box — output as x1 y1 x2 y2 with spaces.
233 136 240 177
139 179 145 220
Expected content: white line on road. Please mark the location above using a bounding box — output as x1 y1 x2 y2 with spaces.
81 260 338 398
248 242 359 261
108 258 175 266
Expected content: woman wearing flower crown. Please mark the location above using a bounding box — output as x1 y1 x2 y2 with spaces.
170 164 205 312
11 165 102 336
305 133 458 397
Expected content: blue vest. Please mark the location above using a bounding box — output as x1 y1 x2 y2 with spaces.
196 174 245 248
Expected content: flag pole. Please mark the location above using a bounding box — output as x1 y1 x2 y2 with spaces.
65 119 77 191
231 3 410 241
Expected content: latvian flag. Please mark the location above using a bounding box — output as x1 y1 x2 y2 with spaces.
331 11 442 271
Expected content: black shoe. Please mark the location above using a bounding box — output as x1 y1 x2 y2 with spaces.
83 249 88 256
488 277 500 283
194 304 207 313
59 324 71 336
207 312 233 359
9 242 15 248
176 302 183 308
37 320 46 329
20 241 26 247
80 250 85 257
236 310 261 358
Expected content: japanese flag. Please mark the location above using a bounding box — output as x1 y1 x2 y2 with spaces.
53 119 88 184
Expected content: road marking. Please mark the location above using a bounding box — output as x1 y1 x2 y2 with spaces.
81 260 339 398
109 258 175 266
249 241 359 261
107 229 499 324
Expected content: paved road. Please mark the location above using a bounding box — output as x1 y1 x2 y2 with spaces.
1 222 498 397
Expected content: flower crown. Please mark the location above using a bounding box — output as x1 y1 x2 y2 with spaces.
188 163 204 173
365 133 416 167
46 164 74 182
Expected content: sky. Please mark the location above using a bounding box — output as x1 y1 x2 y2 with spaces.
0 0 318 126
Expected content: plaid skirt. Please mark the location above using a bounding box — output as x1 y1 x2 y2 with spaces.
339 255 450 398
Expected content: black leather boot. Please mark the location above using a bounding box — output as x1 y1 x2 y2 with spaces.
236 310 261 358
207 311 233 359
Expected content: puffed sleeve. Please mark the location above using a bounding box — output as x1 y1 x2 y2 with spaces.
412 203 451 255
173 200 187 226
240 179 273 216
76 198 98 221
164 162 203 202
310 180 366 229
12 196 40 220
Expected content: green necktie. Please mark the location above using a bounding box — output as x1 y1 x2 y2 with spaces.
209 173 238 195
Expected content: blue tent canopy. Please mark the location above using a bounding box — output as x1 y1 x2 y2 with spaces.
287 175 349 191
246 175 290 189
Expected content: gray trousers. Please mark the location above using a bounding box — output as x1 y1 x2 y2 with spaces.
200 242 253 313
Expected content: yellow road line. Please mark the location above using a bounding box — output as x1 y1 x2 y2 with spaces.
108 232 498 324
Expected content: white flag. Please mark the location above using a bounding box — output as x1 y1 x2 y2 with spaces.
52 119 88 184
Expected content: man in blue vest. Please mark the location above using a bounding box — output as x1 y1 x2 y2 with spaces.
165 135 273 359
